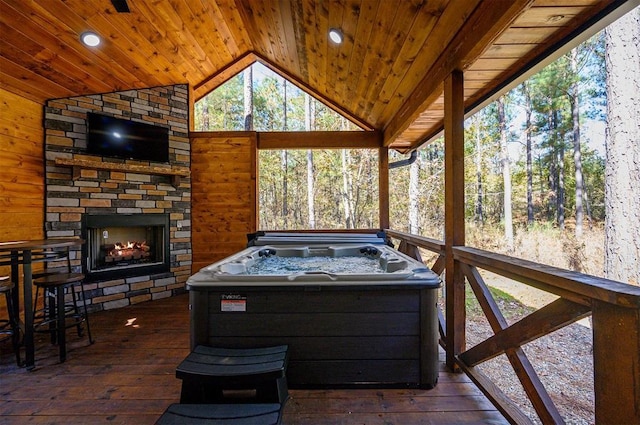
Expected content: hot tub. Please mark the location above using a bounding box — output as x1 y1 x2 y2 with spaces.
187 232 441 388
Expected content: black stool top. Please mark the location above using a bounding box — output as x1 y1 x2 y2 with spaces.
0 277 14 292
176 345 289 382
33 272 84 287
155 403 283 425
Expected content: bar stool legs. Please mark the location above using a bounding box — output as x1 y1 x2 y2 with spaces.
1 277 21 366
33 274 93 363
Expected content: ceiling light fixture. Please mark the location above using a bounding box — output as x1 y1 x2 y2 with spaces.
329 28 343 44
81 32 101 47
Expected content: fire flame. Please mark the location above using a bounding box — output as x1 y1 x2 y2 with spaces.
111 241 148 256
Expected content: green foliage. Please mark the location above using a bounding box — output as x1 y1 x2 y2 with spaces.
258 149 379 229
194 74 244 131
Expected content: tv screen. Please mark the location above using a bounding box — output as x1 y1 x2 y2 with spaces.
86 113 170 163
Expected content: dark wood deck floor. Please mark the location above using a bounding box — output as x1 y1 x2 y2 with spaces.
0 293 507 424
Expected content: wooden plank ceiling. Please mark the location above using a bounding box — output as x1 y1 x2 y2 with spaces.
0 0 627 151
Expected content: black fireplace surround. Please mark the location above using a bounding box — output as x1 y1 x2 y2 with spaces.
82 214 171 282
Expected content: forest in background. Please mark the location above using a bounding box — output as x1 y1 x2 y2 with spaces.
194 9 639 284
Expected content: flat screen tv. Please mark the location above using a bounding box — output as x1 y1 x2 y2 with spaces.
86 113 170 163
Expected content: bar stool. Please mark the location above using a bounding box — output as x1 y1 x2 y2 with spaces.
0 276 21 365
32 247 93 363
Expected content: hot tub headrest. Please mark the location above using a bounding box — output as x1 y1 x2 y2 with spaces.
246 231 391 247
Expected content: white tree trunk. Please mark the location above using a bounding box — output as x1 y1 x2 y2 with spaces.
243 67 253 130
409 155 420 233
604 8 640 285
341 150 353 229
305 95 316 229
570 49 584 238
474 116 484 225
498 97 514 251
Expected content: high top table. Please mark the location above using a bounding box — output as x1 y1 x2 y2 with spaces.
0 238 84 370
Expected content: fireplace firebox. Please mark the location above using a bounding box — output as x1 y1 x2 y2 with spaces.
82 214 170 281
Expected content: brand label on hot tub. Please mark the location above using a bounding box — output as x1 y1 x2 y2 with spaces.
221 294 246 312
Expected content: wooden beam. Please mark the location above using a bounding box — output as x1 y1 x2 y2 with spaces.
592 300 640 424
444 70 465 372
378 147 389 230
188 84 195 132
192 52 257 101
383 0 535 147
385 230 445 255
461 262 564 424
457 362 536 425
257 131 382 150
460 297 591 366
454 246 640 308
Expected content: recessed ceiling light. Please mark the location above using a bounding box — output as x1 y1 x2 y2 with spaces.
329 28 343 44
81 32 101 47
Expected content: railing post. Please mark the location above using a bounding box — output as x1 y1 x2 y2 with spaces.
444 69 465 371
592 300 640 424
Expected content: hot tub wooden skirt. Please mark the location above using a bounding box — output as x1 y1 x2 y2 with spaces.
189 286 439 389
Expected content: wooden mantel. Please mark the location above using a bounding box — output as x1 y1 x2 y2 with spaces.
54 157 190 187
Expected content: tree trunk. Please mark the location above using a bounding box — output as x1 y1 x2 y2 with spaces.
557 124 565 230
521 82 534 226
474 116 484 225
497 97 514 251
283 80 287 130
243 67 253 131
281 150 288 227
341 150 353 229
604 8 640 285
583 181 592 229
570 49 584 237
547 110 557 222
305 95 316 229
409 154 420 233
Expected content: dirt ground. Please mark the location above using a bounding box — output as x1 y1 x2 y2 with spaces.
467 271 594 425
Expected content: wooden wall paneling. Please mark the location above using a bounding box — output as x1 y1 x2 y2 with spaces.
190 133 257 272
0 88 44 315
0 89 44 243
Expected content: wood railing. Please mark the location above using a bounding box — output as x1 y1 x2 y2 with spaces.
386 229 640 425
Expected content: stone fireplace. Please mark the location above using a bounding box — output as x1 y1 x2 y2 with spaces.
43 84 191 312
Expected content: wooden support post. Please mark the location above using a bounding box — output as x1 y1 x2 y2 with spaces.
444 70 465 371
379 147 390 230
592 300 640 424
188 84 195 132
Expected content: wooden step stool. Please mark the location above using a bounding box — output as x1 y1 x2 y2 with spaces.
155 403 283 425
176 345 289 404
